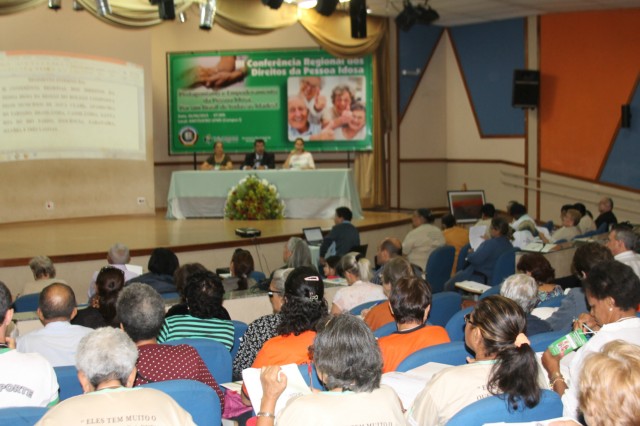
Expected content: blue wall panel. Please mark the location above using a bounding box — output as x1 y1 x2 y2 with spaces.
398 25 443 117
449 19 526 136
600 83 640 190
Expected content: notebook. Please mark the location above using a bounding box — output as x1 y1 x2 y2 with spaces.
302 227 324 246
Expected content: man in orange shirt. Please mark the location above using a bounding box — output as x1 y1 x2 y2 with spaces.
378 277 450 373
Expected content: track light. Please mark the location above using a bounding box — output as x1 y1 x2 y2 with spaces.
350 0 366 39
72 0 84 11
96 0 112 16
396 0 439 31
48 0 61 10
199 0 216 30
178 11 187 23
158 0 175 20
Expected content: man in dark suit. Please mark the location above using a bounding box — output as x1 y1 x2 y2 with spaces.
319 206 360 262
242 139 275 170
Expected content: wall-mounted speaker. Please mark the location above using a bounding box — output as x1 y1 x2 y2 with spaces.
350 0 367 39
621 104 631 128
316 0 339 16
512 69 540 109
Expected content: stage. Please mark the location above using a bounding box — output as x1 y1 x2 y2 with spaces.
1 210 412 320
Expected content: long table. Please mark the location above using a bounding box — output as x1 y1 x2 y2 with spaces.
166 169 363 220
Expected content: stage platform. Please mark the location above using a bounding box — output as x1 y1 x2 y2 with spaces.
1 210 412 322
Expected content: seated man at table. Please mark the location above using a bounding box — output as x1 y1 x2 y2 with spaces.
319 206 360 262
242 139 275 170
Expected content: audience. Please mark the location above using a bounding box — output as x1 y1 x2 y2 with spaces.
402 208 445 270
330 253 384 315
88 243 140 298
257 314 405 426
543 208 581 243
441 213 470 275
117 283 225 410
408 295 544 425
475 203 495 229
573 202 595 234
0 281 59 409
378 276 450 372
224 249 256 291
166 262 232 318
17 283 92 367
20 256 67 297
126 247 179 295
371 237 403 285
284 237 313 269
72 266 125 329
321 255 341 279
605 224 640 278
319 206 360 261
233 268 292 380
499 274 552 336
364 257 415 332
516 253 563 304
508 202 538 235
542 260 640 420
35 327 195 425
157 270 234 350
595 196 617 230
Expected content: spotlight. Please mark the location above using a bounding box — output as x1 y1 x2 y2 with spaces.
72 0 84 11
316 0 339 16
416 5 439 25
261 0 284 9
395 1 439 31
178 11 187 23
96 0 112 16
199 0 216 30
48 0 61 10
159 0 175 20
350 0 366 39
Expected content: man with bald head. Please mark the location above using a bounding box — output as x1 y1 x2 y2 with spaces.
17 283 91 367
371 237 404 285
595 196 618 231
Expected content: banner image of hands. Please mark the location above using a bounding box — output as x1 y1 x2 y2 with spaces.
168 49 373 155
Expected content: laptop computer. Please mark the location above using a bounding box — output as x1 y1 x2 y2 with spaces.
302 227 324 246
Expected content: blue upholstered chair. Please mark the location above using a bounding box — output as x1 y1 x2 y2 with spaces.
537 294 565 308
160 291 180 300
490 248 517 286
0 406 48 425
444 306 473 342
231 320 249 359
528 329 567 353
426 245 456 294
479 283 501 300
297 363 323 391
165 338 232 384
456 243 471 273
249 271 266 282
54 365 83 401
141 379 221 426
445 389 563 426
349 299 385 316
429 292 462 327
13 293 40 313
396 341 472 372
373 321 397 338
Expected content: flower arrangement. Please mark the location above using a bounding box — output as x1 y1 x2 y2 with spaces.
224 175 285 220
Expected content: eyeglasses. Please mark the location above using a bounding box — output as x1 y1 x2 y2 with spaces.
268 290 283 298
464 313 476 326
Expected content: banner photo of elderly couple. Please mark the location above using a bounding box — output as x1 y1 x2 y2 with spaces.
167 49 373 155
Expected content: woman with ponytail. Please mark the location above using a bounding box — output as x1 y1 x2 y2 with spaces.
72 266 125 328
330 252 385 314
408 295 544 425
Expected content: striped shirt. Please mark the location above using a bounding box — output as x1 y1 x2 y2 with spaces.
157 315 235 350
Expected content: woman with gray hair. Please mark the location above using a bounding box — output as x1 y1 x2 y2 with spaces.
35 327 195 425
330 253 384 315
20 256 67 296
232 268 292 380
256 314 405 425
500 274 551 336
284 237 312 269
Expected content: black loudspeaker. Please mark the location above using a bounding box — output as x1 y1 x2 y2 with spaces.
159 0 175 20
350 0 367 39
262 0 284 9
621 104 631 128
316 0 339 16
512 69 540 109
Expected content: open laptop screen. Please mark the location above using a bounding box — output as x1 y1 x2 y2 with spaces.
303 227 324 245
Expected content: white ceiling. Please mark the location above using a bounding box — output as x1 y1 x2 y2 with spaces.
343 0 640 26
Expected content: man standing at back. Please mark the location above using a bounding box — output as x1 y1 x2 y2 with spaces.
0 281 59 408
242 139 275 170
17 283 92 367
320 206 360 262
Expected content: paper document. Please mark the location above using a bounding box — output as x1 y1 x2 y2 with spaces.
455 280 492 294
469 226 487 251
381 362 451 409
242 363 312 415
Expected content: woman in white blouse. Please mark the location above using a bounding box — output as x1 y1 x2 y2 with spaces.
283 138 315 170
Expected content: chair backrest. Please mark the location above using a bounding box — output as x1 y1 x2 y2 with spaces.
456 243 471 273
350 244 368 258
490 249 517 286
141 379 221 426
528 329 567 353
479 283 501 300
231 320 249 359
349 299 385 316
537 294 565 308
13 293 40 313
161 291 180 300
54 365 83 401
445 389 563 426
396 341 472 372
0 406 48 426
373 321 397 338
297 363 323 390
444 306 473 342
249 271 266 282
429 292 462 327
426 245 456 293
165 338 232 384
595 221 609 234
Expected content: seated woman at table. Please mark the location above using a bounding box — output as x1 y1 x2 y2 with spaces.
408 295 544 425
256 314 405 426
330 253 385 315
283 138 315 170
200 141 233 170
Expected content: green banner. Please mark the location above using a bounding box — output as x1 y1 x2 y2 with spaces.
167 49 373 155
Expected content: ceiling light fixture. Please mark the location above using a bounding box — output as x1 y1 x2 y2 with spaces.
396 0 439 32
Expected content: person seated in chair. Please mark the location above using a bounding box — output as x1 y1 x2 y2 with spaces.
125 247 179 295
402 208 445 271
319 207 360 262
